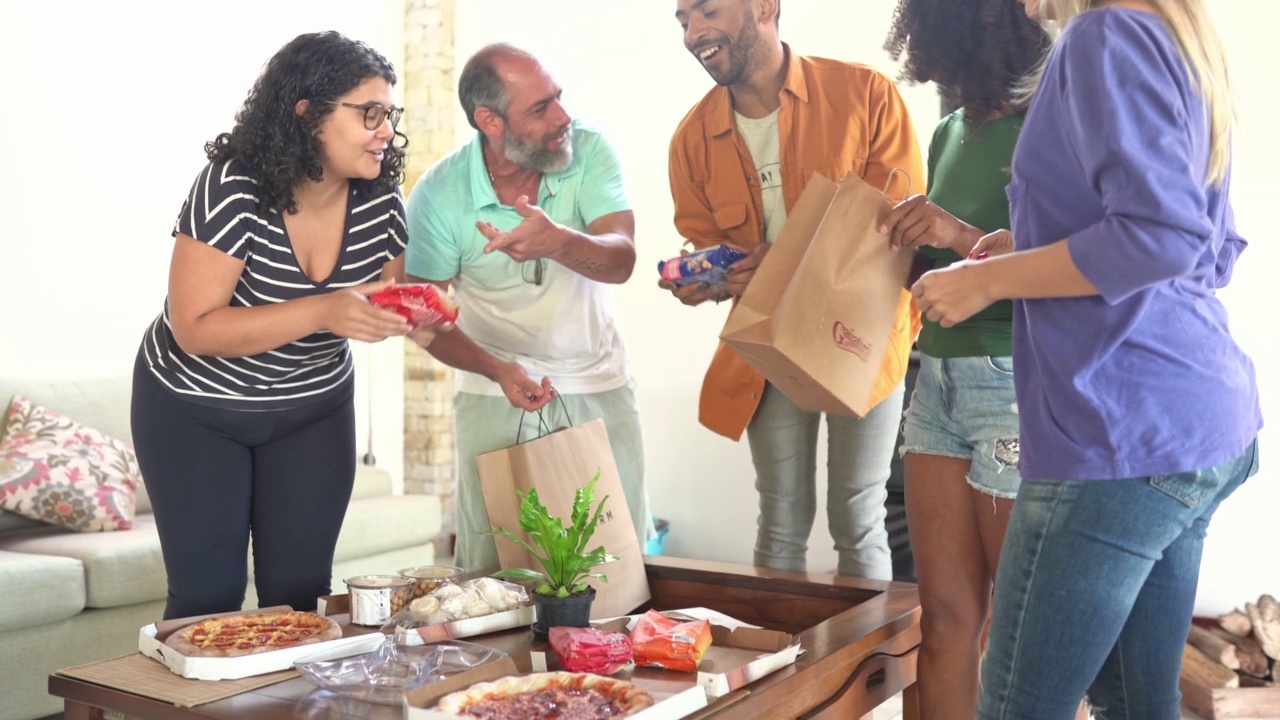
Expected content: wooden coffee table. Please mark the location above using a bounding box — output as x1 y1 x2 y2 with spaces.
50 556 921 719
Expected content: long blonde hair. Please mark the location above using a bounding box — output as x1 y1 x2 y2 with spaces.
1021 0 1233 186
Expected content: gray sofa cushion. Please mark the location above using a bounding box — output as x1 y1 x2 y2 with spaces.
332 495 442 565
351 463 393 500
0 550 85 631
0 376 133 444
0 515 166 609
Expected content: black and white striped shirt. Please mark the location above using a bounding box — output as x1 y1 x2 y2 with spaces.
142 159 407 410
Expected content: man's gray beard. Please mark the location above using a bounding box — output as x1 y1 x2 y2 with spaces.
504 125 574 174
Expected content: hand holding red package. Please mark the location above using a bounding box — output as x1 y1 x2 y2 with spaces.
629 609 713 672
367 284 459 329
548 626 633 675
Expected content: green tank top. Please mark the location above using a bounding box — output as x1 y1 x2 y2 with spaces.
916 109 1022 358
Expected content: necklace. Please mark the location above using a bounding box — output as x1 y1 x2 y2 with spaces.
961 118 989 145
484 154 497 185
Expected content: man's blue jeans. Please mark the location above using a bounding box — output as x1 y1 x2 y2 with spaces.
977 440 1259 719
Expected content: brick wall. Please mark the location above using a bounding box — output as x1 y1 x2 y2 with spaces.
402 0 457 557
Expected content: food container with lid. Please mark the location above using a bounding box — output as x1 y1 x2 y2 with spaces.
398 565 464 599
346 575 415 626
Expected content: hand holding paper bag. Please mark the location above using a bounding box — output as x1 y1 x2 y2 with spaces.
720 171 918 417
475 415 650 619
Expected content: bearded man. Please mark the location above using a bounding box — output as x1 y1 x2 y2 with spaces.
665 0 925 579
405 43 652 570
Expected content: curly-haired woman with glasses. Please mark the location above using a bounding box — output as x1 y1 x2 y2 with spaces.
130 31 437 619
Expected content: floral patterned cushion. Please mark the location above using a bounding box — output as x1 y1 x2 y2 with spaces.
0 396 139 532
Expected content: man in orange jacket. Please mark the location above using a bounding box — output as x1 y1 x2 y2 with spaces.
665 0 924 579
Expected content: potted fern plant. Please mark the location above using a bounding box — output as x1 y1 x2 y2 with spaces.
489 471 619 639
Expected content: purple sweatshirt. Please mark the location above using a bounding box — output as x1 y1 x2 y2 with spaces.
1008 8 1261 480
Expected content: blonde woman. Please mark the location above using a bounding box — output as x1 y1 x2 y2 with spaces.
909 0 1261 717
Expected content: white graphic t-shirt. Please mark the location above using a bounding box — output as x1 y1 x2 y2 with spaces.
735 108 786 243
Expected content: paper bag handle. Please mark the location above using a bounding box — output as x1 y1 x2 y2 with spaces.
880 168 913 202
515 389 575 444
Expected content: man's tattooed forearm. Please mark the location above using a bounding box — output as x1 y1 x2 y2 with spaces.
570 257 625 273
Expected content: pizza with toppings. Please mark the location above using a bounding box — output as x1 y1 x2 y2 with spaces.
162 611 342 658
434 671 654 719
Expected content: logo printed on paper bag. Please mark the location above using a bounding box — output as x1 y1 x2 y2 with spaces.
832 321 872 361
596 508 615 527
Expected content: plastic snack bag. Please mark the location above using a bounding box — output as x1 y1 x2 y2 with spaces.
629 609 713 672
368 283 459 329
657 244 749 287
548 626 633 675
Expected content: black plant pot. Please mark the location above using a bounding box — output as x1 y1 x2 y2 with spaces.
531 586 596 640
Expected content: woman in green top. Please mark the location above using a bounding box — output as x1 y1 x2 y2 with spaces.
883 1 1053 717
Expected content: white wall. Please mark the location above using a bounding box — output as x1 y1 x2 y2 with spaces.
452 1 941 574
0 0 408 485
1191 3 1279 615
2 0 1274 615
452 1 1280 614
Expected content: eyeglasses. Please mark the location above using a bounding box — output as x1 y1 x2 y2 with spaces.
332 102 403 131
521 259 545 286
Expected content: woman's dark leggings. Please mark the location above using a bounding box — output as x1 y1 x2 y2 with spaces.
131 353 357 620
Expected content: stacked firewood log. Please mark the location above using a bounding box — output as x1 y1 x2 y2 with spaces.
1183 594 1280 689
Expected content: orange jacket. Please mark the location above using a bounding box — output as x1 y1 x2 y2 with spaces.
669 46 925 440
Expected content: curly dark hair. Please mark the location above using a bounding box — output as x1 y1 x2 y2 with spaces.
885 0 1051 122
205 31 407 214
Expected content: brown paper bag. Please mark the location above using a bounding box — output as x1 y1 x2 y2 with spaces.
474 417 650 618
720 171 914 417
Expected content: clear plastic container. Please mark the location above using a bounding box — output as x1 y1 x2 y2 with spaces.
398 564 464 599
294 635 506 705
387 576 530 631
345 574 414 627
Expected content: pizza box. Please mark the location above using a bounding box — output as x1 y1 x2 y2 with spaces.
138 605 379 681
318 591 535 642
530 607 802 698
403 655 708 720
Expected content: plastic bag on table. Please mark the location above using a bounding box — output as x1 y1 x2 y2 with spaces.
549 626 633 675
630 609 713 672
294 635 505 705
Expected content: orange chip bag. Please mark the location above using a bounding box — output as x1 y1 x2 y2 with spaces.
629 609 713 672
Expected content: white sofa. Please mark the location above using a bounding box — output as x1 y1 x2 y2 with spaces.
0 376 442 720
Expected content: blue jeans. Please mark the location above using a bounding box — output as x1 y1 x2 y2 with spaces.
746 382 905 580
977 440 1259 719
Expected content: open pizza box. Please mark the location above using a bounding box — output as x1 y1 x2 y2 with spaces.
403 655 708 720
138 605 378 681
318 592 535 643
530 607 802 699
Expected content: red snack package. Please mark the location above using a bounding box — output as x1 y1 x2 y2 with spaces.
368 284 459 329
629 609 713 672
548 626 633 675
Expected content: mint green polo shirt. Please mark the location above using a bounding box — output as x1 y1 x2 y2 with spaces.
404 120 634 396
405 119 630 283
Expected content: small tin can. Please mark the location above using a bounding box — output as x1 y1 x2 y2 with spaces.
345 574 414 626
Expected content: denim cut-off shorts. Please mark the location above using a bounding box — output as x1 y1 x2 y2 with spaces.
900 354 1022 498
